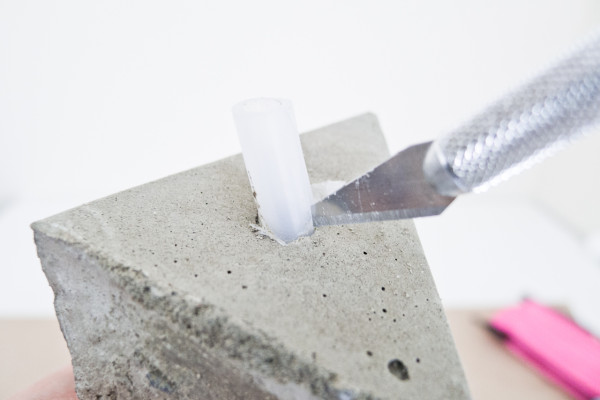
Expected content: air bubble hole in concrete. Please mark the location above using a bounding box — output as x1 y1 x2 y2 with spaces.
388 359 409 381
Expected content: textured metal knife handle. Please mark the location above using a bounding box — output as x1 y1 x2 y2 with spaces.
424 33 600 196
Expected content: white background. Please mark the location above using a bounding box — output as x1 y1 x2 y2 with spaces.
1 1 600 328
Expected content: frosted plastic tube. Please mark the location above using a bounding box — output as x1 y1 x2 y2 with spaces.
232 98 314 244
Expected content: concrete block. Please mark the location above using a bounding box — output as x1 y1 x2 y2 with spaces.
32 114 470 399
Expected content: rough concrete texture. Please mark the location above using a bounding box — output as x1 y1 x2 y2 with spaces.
32 113 470 400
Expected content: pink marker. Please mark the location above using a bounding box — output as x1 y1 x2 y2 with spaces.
490 300 600 400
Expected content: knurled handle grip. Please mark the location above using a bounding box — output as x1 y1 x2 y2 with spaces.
424 33 600 196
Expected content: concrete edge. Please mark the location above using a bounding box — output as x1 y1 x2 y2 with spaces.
29 112 384 243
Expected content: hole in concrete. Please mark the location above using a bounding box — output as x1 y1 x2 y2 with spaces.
146 366 176 393
416 358 420 363
227 270 232 274
322 294 327 298
388 359 409 381
363 251 368 255
242 285 248 289
194 274 198 278
366 351 373 357
381 287 385 291
174 260 178 263
143 286 150 293
393 319 397 323
382 309 387 313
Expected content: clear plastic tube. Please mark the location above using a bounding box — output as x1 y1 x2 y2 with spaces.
232 98 314 244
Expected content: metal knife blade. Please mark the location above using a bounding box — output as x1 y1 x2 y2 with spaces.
312 142 455 226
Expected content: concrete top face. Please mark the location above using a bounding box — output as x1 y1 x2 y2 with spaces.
33 113 469 399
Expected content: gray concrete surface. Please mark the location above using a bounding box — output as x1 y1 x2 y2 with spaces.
32 113 470 399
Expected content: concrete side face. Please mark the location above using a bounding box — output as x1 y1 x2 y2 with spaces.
36 231 285 399
33 113 470 400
